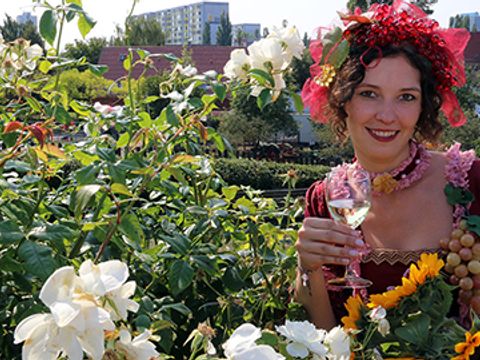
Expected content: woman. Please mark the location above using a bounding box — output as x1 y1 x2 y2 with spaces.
295 0 477 330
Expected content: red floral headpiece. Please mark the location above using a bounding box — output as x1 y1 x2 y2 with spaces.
301 0 471 127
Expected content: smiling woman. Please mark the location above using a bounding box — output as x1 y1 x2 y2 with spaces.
294 0 480 345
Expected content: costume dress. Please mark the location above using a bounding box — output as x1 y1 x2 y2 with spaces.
304 144 480 323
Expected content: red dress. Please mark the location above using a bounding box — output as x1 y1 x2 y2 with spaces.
304 149 480 323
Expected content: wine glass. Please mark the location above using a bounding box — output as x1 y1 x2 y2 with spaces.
324 165 372 289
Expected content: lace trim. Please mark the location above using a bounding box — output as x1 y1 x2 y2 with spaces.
361 247 442 266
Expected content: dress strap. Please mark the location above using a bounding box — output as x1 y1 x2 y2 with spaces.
444 142 476 223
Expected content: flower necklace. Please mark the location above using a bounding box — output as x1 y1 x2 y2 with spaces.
354 141 432 196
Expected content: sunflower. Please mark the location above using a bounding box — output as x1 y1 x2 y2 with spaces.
452 331 480 360
368 253 443 309
342 295 364 330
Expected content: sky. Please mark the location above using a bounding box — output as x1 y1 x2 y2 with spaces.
0 0 479 46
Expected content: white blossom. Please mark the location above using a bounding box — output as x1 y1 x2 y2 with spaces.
276 320 327 358
369 306 386 321
116 329 159 360
248 38 286 71
224 48 250 79
93 102 123 117
377 318 390 337
222 323 262 358
268 26 305 62
324 326 351 360
79 259 129 296
105 280 140 321
232 345 285 360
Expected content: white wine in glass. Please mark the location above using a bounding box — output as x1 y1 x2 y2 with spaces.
325 165 372 289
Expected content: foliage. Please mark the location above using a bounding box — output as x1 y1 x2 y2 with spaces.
217 111 275 146
449 14 471 30
57 69 121 101
286 40 313 91
62 37 107 64
110 16 166 46
216 12 232 46
214 158 329 190
231 86 298 140
0 15 44 48
0 2 307 358
202 21 211 45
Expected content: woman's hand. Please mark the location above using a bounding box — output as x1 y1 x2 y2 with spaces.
296 217 365 270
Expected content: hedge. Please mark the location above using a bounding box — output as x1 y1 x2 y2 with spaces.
214 158 330 190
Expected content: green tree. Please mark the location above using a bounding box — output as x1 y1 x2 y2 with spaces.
63 37 107 64
202 21 211 44
216 12 232 46
0 15 44 48
449 14 471 30
286 32 313 91
109 16 165 46
218 111 274 146
230 86 298 143
234 28 247 46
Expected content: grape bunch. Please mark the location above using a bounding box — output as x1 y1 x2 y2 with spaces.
441 220 480 313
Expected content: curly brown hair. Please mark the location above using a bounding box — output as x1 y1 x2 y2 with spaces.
328 43 443 143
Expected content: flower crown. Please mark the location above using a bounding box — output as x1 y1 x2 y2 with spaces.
301 0 471 127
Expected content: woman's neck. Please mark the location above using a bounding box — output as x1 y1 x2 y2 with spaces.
355 143 413 175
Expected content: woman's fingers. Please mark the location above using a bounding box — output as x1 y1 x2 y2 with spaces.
298 252 350 267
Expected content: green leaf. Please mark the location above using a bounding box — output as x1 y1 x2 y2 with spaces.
222 185 240 201
66 0 82 6
136 49 151 60
119 213 144 246
213 83 227 102
111 183 133 197
25 97 42 113
28 224 77 243
96 147 116 162
394 313 430 346
123 54 132 71
256 88 272 110
159 302 192 317
77 13 96 38
169 260 194 296
38 60 52 74
328 39 350 69
321 26 343 64
444 183 474 206
70 100 91 116
0 221 24 244
18 241 56 280
291 92 304 114
116 132 130 148
75 164 100 184
74 184 102 217
467 215 480 237
163 53 179 62
165 106 179 126
72 150 99 166
40 10 57 46
159 234 190 255
191 255 219 276
249 69 275 87
138 111 152 128
4 160 32 172
88 64 108 76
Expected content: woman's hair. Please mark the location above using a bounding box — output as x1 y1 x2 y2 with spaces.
328 43 443 143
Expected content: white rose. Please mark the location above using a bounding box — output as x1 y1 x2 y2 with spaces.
222 323 262 358
116 330 159 360
248 38 286 71
233 345 285 360
224 48 250 79
268 26 305 62
79 259 129 296
324 326 350 360
276 320 327 358
377 318 390 337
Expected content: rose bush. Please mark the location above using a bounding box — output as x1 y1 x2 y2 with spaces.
0 0 307 359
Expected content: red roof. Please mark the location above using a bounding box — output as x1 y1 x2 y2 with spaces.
98 45 244 80
465 32 480 64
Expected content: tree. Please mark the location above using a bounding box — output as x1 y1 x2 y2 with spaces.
216 12 232 46
63 37 107 64
109 16 165 46
234 28 247 46
230 86 298 143
202 21 211 45
0 15 44 48
449 14 471 30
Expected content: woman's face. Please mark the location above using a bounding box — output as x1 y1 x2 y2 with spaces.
344 55 422 172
